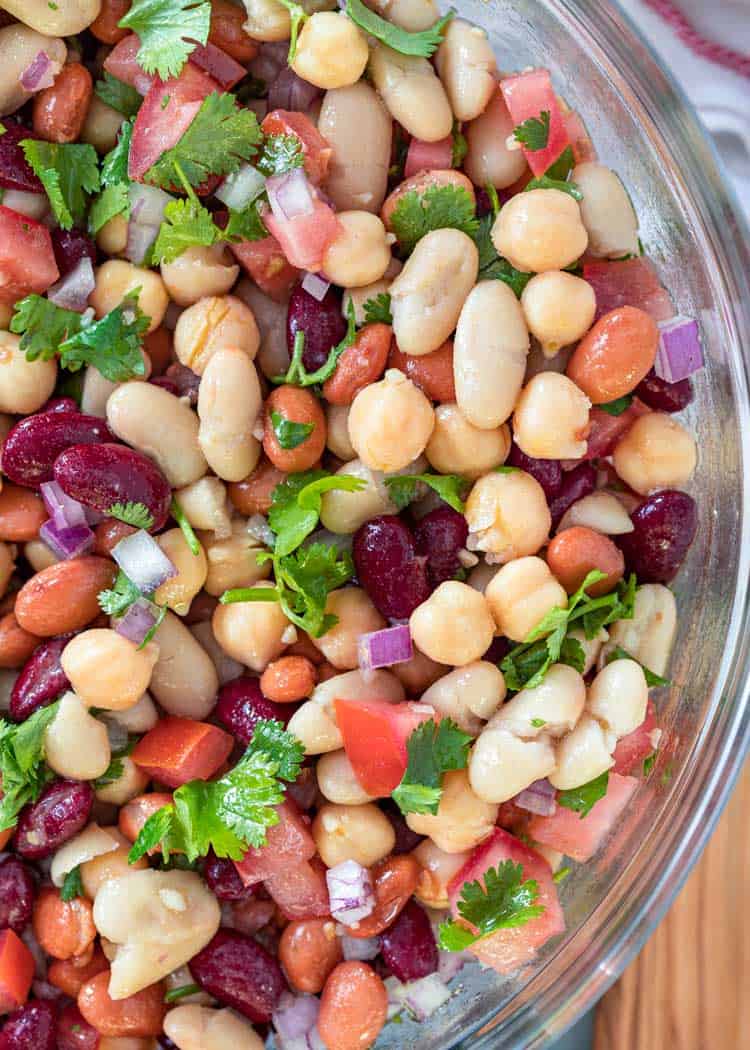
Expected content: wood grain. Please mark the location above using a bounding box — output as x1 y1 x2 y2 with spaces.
594 762 750 1050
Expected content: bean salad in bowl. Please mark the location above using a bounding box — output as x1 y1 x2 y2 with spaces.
0 0 702 1046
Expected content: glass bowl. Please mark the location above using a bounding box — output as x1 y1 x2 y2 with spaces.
377 1 750 1047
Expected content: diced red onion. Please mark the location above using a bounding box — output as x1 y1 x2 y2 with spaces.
47 256 95 313
40 481 88 530
111 529 177 594
39 520 94 561
129 183 172 227
326 860 375 926
404 973 452 1020
301 271 331 302
267 168 315 222
115 597 159 645
246 514 276 548
268 66 323 112
20 51 54 91
341 934 380 961
358 624 413 673
125 221 160 266
1 189 48 221
215 163 266 212
273 992 321 1050
654 315 704 383
513 778 557 817
437 949 468 982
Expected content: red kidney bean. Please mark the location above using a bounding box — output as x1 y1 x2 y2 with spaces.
56 1005 98 1050
2 412 114 489
412 506 468 588
617 489 698 583
10 635 71 723
634 369 694 413
353 516 430 620
381 800 424 854
0 122 44 194
380 900 438 982
164 363 201 404
204 852 255 901
287 283 347 372
215 676 296 746
483 635 510 664
0 1000 57 1050
41 398 78 414
50 228 97 279
0 857 36 933
53 443 171 532
189 928 287 1023
507 441 563 501
547 462 597 530
150 376 180 396
14 779 94 860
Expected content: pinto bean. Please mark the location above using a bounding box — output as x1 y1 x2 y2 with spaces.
322 324 392 405
15 557 116 637
263 386 327 473
32 63 93 144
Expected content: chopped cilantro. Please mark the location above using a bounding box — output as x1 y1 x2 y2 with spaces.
94 738 135 788
557 770 609 819
605 645 671 688
642 752 657 778
385 473 467 513
472 214 531 297
438 860 545 951
544 145 574 182
108 502 154 530
0 702 60 832
495 465 520 474
95 72 142 118
118 0 211 80
513 111 551 151
346 0 453 56
525 174 583 201
270 411 314 450
267 469 366 558
223 199 267 242
553 865 571 884
10 296 80 360
531 718 547 728
164 984 201 1003
256 134 304 178
274 0 308 61
98 570 143 618
170 496 200 556
88 182 130 236
390 183 479 255
451 123 468 168
20 140 100 229
275 300 357 387
392 719 472 815
598 395 634 417
362 292 392 325
485 183 501 217
60 865 84 902
152 196 218 264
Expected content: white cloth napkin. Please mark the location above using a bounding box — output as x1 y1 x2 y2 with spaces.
620 0 750 222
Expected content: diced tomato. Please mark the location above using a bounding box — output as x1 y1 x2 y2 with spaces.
527 773 639 863
563 110 597 165
230 234 300 301
0 929 35 1014
0 828 11 852
261 110 332 185
447 828 565 974
264 856 330 920
613 700 658 776
404 136 453 178
500 69 570 177
584 397 650 460
263 197 342 273
234 799 316 886
584 258 675 324
188 42 246 89
131 717 234 788
103 34 155 95
128 63 220 181
335 698 436 797
0 206 59 305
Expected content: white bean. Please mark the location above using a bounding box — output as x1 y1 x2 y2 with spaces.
369 44 453 143
601 583 677 677
0 25 66 115
164 1005 264 1050
588 659 648 739
572 162 639 259
149 612 219 718
190 621 245 686
465 470 551 562
326 404 356 460
463 87 528 188
512 372 591 459
469 727 556 803
198 349 262 482
200 519 271 596
435 19 496 121
103 693 158 734
174 478 232 537
367 0 439 30
0 331 57 413
233 279 289 381
1 0 99 36
318 83 392 213
406 769 499 852
557 491 635 536
421 662 506 735
44 692 111 780
50 823 120 888
492 664 586 738
549 714 615 790
485 556 567 642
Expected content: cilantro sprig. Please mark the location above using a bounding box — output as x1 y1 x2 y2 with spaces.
557 770 610 819
390 184 479 255
60 865 84 902
20 140 100 229
270 411 314 451
256 134 304 178
439 860 545 952
275 301 357 387
605 646 670 688
346 0 454 56
95 73 143 118
275 0 308 62
385 473 467 513
128 719 304 863
513 111 551 151
118 0 211 80
392 719 472 815
362 293 392 325
267 470 366 558
525 174 583 200
170 497 200 556
95 738 136 788
0 702 60 832
472 213 531 298
89 118 134 235
98 570 142 618
108 502 154 530
598 395 633 417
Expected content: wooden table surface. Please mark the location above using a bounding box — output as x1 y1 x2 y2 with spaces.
593 760 750 1050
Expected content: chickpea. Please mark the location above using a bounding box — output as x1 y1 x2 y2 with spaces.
463 87 528 188
152 529 208 616
602 583 676 678
412 840 470 909
311 588 386 670
547 526 625 596
557 490 635 536
549 714 615 790
326 404 356 460
200 519 271 596
322 212 391 288
148 611 219 719
409 582 495 667
164 1005 264 1050
390 228 479 356
317 750 375 805
369 44 452 142
573 162 639 259
173 477 231 537
292 12 368 88
319 459 397 534
485 556 566 642
469 726 557 803
242 0 295 40
161 245 239 307
465 470 551 562
212 581 290 671
97 213 129 255
492 189 589 273
406 769 498 852
521 271 597 357
421 662 506 735
0 25 66 116
347 369 434 472
313 803 395 868
425 404 510 480
612 412 697 495
495 664 587 738
512 372 591 460
174 295 259 375
286 697 343 754
90 261 168 333
318 962 388 1050
435 19 496 121
454 281 530 429
588 659 648 739
198 349 263 482
318 82 392 214
44 691 111 780
96 756 151 807
0 331 57 413
61 631 158 711
81 94 125 154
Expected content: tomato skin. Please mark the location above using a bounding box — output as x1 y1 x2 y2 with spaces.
500 69 569 177
264 856 330 920
335 698 435 797
230 234 300 301
0 928 35 1013
583 258 676 324
0 206 59 305
527 773 639 863
234 798 316 886
564 110 597 165
612 700 657 776
131 717 234 788
404 136 453 178
583 398 650 460
103 34 154 95
447 828 565 974
261 110 332 185
262 197 341 273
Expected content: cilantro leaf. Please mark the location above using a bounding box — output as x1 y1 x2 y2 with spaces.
128 805 179 863
164 984 201 1003
275 301 357 388
59 299 149 382
451 123 468 168
390 184 478 255
598 395 633 417
10 296 80 361
223 199 267 243
90 119 134 234
472 214 531 298
393 719 472 815
267 470 366 558
362 292 392 325
544 145 574 182
385 473 466 513
605 645 670 688
525 174 583 201
557 770 609 819
152 197 218 264
118 0 211 80
256 134 304 178
60 865 84 902
95 72 143 117
20 140 100 229
553 865 571 884
274 0 308 61
0 702 60 832
438 860 545 951
98 569 142 617
270 411 315 450
108 502 155 530
170 496 200 556
513 111 551 151
250 718 304 782
145 92 262 190
346 0 453 56
642 753 657 777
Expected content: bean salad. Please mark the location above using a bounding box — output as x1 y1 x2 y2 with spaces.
0 0 701 1046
